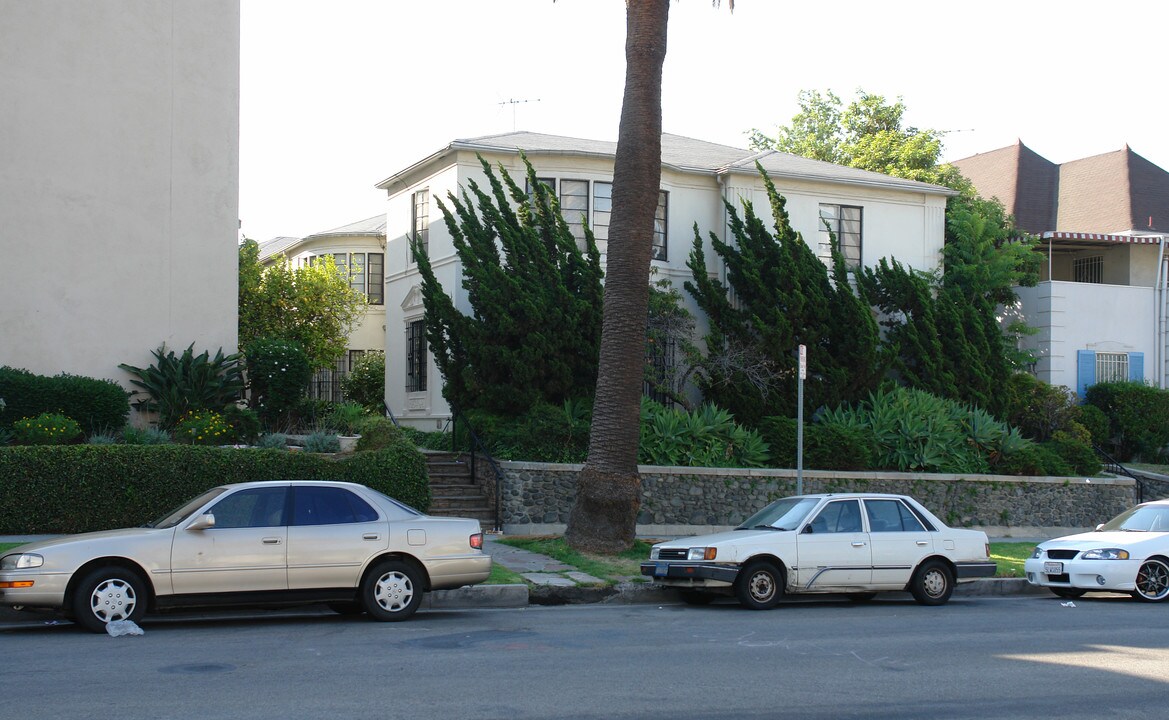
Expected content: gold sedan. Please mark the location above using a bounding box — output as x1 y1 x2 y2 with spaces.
0 480 491 632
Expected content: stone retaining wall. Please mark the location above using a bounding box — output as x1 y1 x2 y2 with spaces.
492 461 1136 536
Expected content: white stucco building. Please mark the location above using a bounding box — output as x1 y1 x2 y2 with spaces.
258 216 387 401
0 1 240 410
376 131 954 429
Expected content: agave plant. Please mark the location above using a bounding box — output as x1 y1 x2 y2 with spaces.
119 343 244 428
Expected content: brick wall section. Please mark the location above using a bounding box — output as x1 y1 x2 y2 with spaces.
495 462 1135 533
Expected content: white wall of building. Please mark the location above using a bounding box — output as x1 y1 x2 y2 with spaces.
0 1 240 402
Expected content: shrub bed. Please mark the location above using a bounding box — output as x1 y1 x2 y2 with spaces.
0 441 429 534
0 366 129 435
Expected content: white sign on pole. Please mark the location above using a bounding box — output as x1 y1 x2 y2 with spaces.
798 344 806 380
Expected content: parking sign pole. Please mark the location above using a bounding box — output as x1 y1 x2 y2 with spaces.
797 344 805 495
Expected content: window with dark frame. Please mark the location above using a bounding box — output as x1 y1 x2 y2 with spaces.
653 191 668 261
406 319 427 392
411 189 430 262
367 252 384 304
593 182 612 241
818 204 862 268
526 177 556 205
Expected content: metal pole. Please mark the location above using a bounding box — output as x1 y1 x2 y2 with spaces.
797 344 805 495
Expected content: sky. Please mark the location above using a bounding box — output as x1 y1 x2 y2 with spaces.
239 0 1169 242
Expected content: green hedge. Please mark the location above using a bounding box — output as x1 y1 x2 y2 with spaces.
1086 382 1169 461
1 366 130 435
0 442 430 534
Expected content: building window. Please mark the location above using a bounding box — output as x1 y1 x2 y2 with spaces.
312 252 383 304
560 179 589 248
348 349 366 371
1096 352 1130 384
592 182 667 260
526 177 556 202
653 191 668 261
411 189 430 262
406 320 427 392
593 182 612 241
1074 255 1103 284
367 252 384 304
818 204 862 268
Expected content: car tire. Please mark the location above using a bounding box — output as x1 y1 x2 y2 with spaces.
361 559 424 621
846 592 877 602
1132 558 1169 602
678 590 715 606
909 560 954 606
734 560 784 610
1051 588 1086 599
72 566 148 633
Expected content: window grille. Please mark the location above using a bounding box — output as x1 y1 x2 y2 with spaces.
1073 255 1103 284
1096 352 1129 384
406 320 427 392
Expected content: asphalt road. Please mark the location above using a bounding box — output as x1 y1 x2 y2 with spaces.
3 594 1166 720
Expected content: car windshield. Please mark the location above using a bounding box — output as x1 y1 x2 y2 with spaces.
1099 505 1169 533
736 497 819 531
146 487 228 529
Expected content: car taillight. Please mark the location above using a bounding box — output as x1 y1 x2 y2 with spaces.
470 533 484 549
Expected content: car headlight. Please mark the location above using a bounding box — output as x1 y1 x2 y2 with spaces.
687 547 716 561
0 553 44 570
650 547 660 560
1031 547 1043 559
1081 548 1130 560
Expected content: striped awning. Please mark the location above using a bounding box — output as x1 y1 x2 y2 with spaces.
1041 231 1163 245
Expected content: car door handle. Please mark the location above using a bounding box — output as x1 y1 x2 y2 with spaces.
916 541 929 546
262 537 283 545
851 541 867 547
363 533 380 541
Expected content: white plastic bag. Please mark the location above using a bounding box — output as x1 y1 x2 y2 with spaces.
106 620 144 637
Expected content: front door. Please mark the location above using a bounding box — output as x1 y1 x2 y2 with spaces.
863 498 934 588
795 499 871 590
170 486 289 595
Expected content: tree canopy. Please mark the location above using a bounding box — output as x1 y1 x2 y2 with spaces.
237 239 367 370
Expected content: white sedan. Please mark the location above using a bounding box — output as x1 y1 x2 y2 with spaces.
641 493 995 608
0 480 491 631
1024 499 1169 602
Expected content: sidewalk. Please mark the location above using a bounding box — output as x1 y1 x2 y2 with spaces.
0 534 1044 628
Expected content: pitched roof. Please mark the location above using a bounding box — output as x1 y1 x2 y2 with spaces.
952 142 1169 234
376 131 954 196
256 215 386 261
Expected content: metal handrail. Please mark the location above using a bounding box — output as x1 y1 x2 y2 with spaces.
446 409 505 533
1093 444 1147 503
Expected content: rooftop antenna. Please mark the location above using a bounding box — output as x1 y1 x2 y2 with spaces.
499 98 540 132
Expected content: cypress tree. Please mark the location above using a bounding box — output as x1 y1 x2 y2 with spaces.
411 155 603 416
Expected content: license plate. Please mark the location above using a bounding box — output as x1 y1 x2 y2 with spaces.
1044 562 1063 574
654 562 670 577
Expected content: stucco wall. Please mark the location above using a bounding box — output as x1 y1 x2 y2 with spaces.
0 2 240 409
490 461 1135 537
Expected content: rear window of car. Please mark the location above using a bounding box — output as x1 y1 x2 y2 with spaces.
292 486 380 526
864 499 926 532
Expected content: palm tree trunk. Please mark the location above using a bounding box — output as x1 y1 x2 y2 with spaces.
565 0 669 553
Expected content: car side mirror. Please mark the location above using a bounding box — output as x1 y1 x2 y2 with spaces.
1096 524 1105 531
802 524 814 534
187 513 216 531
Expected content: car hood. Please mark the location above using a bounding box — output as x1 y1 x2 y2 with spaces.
6 527 170 554
1040 530 1169 549
658 528 791 549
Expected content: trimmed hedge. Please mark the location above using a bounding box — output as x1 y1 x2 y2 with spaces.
0 441 430 534
1 366 130 435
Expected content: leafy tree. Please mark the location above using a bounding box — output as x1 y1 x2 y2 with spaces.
412 156 604 417
685 166 883 425
237 239 367 370
342 351 386 412
748 88 969 190
644 278 698 409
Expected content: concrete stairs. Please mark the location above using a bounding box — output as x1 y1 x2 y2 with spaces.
424 450 496 529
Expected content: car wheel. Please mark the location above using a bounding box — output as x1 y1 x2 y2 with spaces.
72 566 147 633
1132 558 1169 602
909 560 954 606
734 560 784 610
678 590 715 606
1051 588 1086 599
846 592 877 602
361 560 424 621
